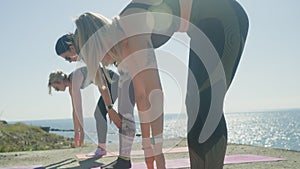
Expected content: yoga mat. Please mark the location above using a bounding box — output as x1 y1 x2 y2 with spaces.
76 147 189 159
131 159 190 169
91 154 285 169
224 154 285 164
91 159 190 169
130 155 285 169
0 166 44 169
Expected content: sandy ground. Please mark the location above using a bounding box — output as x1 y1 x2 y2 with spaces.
0 138 299 169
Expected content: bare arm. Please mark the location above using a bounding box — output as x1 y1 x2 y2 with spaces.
69 70 84 146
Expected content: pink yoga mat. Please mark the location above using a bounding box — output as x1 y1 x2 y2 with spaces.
76 147 188 159
224 154 285 164
2 154 283 169
130 155 284 169
91 154 285 169
0 166 43 169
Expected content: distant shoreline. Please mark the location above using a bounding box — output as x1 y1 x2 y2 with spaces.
4 110 300 152
5 107 300 123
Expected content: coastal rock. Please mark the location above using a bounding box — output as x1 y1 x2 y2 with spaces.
0 120 8 125
0 122 73 152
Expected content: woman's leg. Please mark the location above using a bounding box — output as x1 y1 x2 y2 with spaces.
149 92 165 169
140 123 155 169
94 72 119 152
118 77 136 160
151 115 165 169
134 69 166 169
102 75 135 169
94 97 108 150
186 1 249 168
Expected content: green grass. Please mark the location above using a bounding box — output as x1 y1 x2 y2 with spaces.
0 122 74 152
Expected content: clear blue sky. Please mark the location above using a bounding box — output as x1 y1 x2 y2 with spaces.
0 0 299 121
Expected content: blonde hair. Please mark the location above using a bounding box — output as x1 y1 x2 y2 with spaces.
48 70 68 94
74 12 122 88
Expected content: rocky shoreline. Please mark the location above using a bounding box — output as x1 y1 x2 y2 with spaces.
0 122 73 152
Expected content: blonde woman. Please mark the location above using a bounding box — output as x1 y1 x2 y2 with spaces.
48 67 119 157
56 13 166 169
56 0 249 168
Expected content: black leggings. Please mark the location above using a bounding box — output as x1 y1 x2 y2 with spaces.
186 0 249 168
94 73 119 144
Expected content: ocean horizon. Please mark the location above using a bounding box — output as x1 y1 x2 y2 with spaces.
9 109 300 152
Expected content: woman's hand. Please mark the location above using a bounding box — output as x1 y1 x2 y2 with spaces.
108 108 122 129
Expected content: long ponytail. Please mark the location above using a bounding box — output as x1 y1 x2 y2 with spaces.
75 12 121 87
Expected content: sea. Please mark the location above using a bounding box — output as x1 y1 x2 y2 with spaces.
12 109 300 151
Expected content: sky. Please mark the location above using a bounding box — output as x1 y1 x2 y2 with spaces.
0 0 299 121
